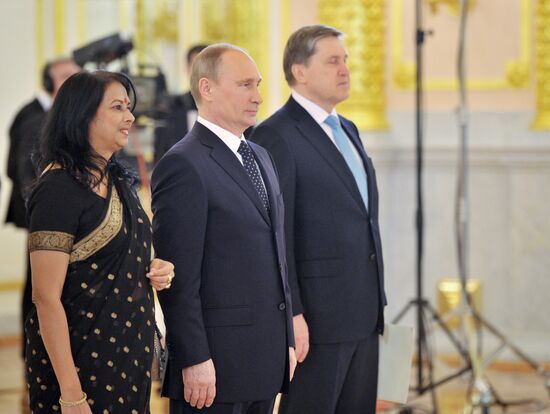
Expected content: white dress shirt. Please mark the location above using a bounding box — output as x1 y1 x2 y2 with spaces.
196 116 268 191
197 116 246 165
36 91 53 112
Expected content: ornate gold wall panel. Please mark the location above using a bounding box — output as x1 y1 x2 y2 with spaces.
426 0 477 15
54 0 65 55
392 0 532 91
319 0 389 131
153 1 178 43
199 0 270 118
135 0 148 66
531 0 550 130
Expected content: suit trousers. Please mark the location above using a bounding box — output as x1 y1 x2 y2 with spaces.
170 398 275 414
279 330 379 414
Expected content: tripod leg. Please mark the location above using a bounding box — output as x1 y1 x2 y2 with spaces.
424 301 471 366
392 300 415 324
472 310 544 372
421 307 439 412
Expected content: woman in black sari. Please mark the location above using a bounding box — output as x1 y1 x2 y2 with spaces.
25 71 174 414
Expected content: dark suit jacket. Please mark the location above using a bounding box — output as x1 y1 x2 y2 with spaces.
6 98 46 227
151 122 295 403
251 96 387 344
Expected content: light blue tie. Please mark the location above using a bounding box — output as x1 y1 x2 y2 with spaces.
324 115 369 210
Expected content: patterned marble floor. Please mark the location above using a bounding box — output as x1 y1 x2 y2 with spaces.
1 338 549 414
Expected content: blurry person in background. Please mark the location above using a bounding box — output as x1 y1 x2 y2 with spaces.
4 57 81 358
25 71 174 413
153 43 209 163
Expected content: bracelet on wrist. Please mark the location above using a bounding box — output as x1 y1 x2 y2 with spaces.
59 391 87 407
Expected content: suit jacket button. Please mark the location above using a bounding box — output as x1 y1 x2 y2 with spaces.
370 253 376 261
278 302 286 311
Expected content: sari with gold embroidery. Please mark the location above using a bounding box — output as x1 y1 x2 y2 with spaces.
25 169 154 414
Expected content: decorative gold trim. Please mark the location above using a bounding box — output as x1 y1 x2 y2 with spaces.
54 0 65 55
531 0 550 130
0 281 23 293
426 0 477 15
29 231 75 254
153 1 178 43
135 0 146 66
319 0 389 131
391 0 531 90
69 187 123 264
199 0 270 119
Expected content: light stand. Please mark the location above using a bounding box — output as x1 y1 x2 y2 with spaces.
453 0 550 412
392 2 472 412
395 1 550 412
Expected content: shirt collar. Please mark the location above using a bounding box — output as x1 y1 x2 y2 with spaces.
36 91 53 111
197 116 245 155
291 89 338 126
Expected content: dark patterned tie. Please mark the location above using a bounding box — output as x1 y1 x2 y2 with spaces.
237 140 270 213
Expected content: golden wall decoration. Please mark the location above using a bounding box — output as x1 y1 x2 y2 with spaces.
531 0 550 130
135 0 148 66
318 0 389 131
54 0 65 55
392 0 531 90
153 1 179 43
426 0 477 15
199 0 270 119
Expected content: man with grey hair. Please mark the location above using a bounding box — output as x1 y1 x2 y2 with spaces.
251 25 386 413
152 43 296 414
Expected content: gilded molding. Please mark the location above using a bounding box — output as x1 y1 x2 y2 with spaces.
319 0 389 131
54 0 65 55
426 0 477 15
199 0 270 119
134 0 150 66
153 1 179 43
531 0 550 130
392 0 531 91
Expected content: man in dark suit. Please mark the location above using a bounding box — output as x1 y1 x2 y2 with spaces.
151 43 296 414
153 44 208 163
251 25 387 414
6 58 80 228
5 57 80 357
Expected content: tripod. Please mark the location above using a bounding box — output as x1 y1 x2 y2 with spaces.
453 5 550 413
392 1 472 411
395 1 550 412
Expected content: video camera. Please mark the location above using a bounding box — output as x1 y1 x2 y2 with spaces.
72 33 166 117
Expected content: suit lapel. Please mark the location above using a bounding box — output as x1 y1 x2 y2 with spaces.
195 124 271 225
287 98 367 216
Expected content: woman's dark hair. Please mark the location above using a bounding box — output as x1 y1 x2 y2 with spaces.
34 70 138 188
